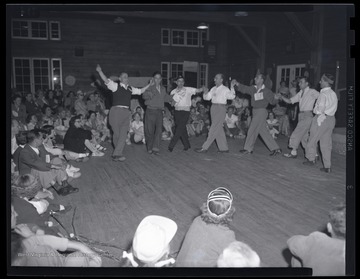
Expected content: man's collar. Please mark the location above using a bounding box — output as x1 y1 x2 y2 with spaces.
255 84 265 91
120 83 129 89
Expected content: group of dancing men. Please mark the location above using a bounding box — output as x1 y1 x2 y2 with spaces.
95 65 338 173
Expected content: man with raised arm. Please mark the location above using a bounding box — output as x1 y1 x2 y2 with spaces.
96 64 154 162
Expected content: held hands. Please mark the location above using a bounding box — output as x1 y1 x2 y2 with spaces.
231 79 238 87
96 64 102 73
149 78 155 86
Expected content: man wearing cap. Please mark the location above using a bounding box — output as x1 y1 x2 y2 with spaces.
280 76 319 159
303 74 338 173
142 72 174 155
168 75 206 152
122 215 178 267
96 64 154 162
195 74 236 153
232 73 282 156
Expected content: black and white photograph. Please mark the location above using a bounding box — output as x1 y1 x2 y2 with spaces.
6 3 355 276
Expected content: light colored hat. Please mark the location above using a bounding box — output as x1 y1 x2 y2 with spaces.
132 215 177 263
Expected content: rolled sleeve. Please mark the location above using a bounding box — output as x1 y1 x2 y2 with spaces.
290 92 301 104
131 87 142 95
105 79 118 92
38 235 69 252
226 88 236 100
203 89 213 101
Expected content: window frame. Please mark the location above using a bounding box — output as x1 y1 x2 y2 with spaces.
51 58 63 89
161 28 170 46
11 19 48 40
49 21 61 40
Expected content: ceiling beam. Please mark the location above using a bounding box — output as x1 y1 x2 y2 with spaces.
284 12 314 50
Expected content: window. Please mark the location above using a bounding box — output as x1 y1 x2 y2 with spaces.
12 20 51 40
161 28 170 46
200 29 209 47
171 63 184 79
51 59 63 89
172 30 185 46
186 31 199 46
13 57 62 93
161 62 170 84
13 58 31 93
31 21 48 39
12 20 29 38
199 63 209 88
50 21 61 40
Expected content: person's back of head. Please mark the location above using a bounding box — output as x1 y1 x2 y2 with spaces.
12 174 42 199
201 187 235 226
327 203 346 239
217 241 261 267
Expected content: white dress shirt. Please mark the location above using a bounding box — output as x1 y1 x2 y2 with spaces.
290 87 320 112
203 84 235 104
105 79 142 95
29 145 40 156
171 87 197 111
313 87 338 116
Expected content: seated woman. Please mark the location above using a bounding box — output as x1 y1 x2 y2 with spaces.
63 115 104 160
18 130 79 196
238 106 251 138
41 105 55 127
162 109 174 140
64 91 76 113
96 111 111 143
122 215 177 267
53 107 69 139
83 111 106 150
26 114 39 131
186 107 203 137
40 125 81 179
224 106 240 138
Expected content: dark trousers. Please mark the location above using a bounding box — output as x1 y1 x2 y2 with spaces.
169 110 190 149
144 108 163 152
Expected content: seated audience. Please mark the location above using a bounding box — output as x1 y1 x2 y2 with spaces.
18 130 79 196
41 105 55 127
186 106 203 137
217 241 261 267
175 187 236 267
74 90 88 117
11 205 102 267
12 94 27 127
266 111 280 139
162 109 174 140
128 112 145 144
287 203 346 276
122 215 177 267
45 90 59 112
224 106 240 138
11 119 21 155
64 91 76 113
26 114 39 131
273 102 290 137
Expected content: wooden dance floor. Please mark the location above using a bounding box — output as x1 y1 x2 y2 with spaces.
51 134 346 268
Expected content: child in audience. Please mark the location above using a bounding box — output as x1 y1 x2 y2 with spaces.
287 203 346 276
187 107 203 137
128 112 145 144
53 107 68 139
135 106 144 120
266 111 280 139
238 106 251 138
224 106 240 138
122 215 177 267
217 241 261 267
175 187 236 267
11 205 102 267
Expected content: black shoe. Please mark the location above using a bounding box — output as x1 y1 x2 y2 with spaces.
217 150 229 153
195 148 207 153
112 156 126 162
168 147 174 152
183 147 190 151
269 149 282 156
303 160 316 166
320 167 331 173
239 149 252 154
